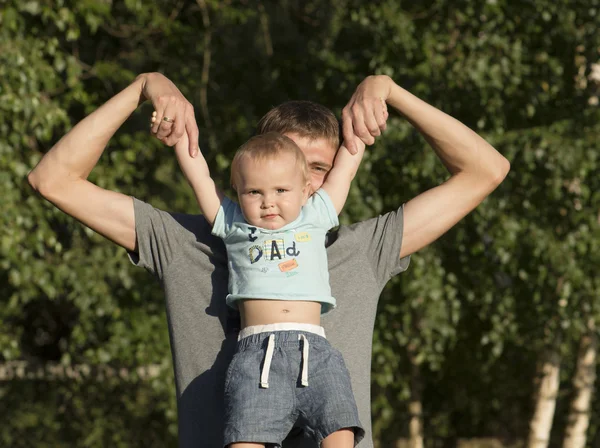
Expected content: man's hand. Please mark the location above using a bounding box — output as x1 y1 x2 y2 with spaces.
140 72 200 157
341 75 392 154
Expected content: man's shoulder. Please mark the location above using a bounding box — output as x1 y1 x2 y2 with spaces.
325 206 405 254
338 206 403 235
327 205 410 284
133 197 222 247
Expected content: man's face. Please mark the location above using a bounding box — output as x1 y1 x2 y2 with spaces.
284 133 338 194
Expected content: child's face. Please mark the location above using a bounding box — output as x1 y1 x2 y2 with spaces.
236 152 310 230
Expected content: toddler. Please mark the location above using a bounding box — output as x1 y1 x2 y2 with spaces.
174 130 365 448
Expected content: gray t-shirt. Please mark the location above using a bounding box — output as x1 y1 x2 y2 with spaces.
129 197 410 448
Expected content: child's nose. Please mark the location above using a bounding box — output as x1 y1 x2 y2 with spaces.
261 194 274 208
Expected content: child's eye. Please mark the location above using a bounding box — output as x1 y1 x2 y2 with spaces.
277 188 287 193
248 190 260 195
312 166 327 173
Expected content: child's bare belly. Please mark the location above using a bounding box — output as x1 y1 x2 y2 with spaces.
239 299 322 328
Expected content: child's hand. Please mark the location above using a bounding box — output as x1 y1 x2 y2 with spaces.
341 134 366 157
341 75 392 154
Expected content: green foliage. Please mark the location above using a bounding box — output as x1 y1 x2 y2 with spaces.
1 0 599 446
1 375 177 448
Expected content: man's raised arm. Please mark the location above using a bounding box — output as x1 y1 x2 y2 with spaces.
342 75 510 258
27 73 197 252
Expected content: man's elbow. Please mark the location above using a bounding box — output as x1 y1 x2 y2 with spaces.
27 167 61 199
472 155 510 195
490 156 510 186
27 169 43 193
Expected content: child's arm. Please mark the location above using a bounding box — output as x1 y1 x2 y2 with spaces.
320 135 366 214
173 132 223 226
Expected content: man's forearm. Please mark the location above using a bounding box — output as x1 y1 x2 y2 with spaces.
28 75 147 193
386 80 509 180
341 74 510 259
26 75 154 251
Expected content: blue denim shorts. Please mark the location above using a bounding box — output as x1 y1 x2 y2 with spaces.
223 323 364 447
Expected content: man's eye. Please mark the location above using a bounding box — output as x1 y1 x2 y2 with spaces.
312 166 327 173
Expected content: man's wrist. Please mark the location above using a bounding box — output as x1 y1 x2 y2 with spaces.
377 75 394 101
364 74 393 100
134 73 151 105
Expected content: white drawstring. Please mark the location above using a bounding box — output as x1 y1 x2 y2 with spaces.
247 326 321 389
260 334 275 388
259 333 311 388
299 334 309 387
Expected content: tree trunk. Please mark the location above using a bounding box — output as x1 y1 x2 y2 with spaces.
562 322 597 448
527 344 561 448
407 345 424 448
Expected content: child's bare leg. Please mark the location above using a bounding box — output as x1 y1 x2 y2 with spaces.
321 428 354 447
229 443 264 448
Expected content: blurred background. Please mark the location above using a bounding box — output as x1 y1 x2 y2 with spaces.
1 0 599 447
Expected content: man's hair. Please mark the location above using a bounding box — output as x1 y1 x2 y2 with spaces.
256 101 341 150
230 132 309 190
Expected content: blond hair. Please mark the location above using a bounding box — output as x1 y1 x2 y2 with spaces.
230 132 309 190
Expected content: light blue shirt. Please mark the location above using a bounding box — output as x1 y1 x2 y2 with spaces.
212 189 339 314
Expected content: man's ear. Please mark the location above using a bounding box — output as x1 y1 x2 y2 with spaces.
302 182 311 205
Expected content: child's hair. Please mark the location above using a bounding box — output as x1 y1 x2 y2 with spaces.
256 101 341 151
230 132 310 190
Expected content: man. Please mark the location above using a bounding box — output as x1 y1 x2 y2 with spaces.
28 72 509 447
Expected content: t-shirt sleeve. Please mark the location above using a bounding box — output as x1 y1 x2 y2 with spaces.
212 197 244 239
347 204 410 288
127 197 184 279
303 189 339 230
